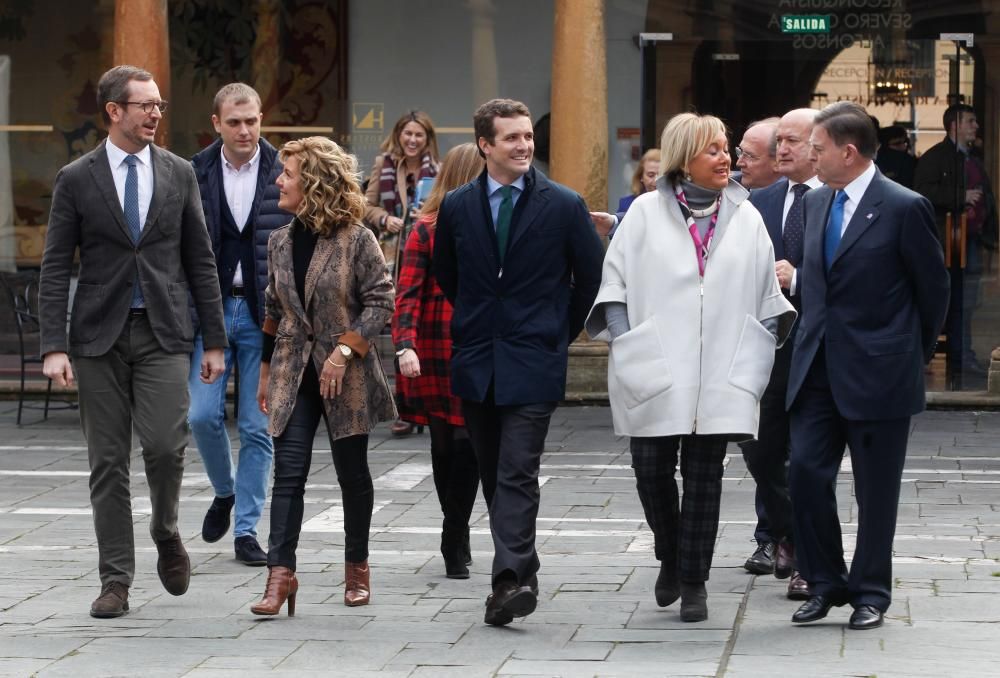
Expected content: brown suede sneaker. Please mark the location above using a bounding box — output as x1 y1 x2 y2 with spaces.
90 581 129 618
156 534 191 595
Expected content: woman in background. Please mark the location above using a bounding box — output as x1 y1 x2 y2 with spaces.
252 137 396 617
364 110 440 437
392 143 484 579
590 148 661 237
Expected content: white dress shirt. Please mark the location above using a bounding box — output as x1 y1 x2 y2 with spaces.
221 145 261 285
781 175 824 225
106 139 153 233
780 175 823 296
837 161 877 237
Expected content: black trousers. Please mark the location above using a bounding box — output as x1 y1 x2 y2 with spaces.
739 343 794 545
427 417 480 554
789 349 909 612
462 394 555 587
630 435 729 583
266 364 374 570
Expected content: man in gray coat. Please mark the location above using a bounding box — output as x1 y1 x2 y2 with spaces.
39 65 227 618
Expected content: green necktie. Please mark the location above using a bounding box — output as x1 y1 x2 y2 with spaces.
496 185 513 264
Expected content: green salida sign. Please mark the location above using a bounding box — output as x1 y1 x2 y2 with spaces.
781 15 832 33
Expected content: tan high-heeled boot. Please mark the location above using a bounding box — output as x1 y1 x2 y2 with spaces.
251 565 298 616
344 560 370 607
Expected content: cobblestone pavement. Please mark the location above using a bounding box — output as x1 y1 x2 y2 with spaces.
0 402 999 677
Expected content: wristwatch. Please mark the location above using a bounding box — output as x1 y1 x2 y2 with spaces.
395 347 412 357
337 343 353 360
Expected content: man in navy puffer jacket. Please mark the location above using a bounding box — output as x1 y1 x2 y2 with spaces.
189 83 290 565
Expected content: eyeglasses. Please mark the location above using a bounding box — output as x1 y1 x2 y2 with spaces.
734 146 761 162
119 100 169 114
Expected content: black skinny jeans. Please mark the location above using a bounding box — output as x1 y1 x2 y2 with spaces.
266 364 374 570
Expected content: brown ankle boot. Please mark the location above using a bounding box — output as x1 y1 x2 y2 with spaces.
344 560 370 607
251 566 298 616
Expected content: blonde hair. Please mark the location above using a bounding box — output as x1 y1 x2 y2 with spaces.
629 148 661 195
279 137 366 236
659 113 729 184
419 143 484 226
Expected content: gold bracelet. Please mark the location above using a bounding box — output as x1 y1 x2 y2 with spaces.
326 356 347 368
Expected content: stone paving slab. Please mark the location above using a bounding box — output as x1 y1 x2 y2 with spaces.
1 403 999 676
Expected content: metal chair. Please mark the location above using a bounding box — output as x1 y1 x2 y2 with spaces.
1 271 74 424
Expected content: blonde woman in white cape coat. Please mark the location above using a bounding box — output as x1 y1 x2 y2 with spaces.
585 113 796 623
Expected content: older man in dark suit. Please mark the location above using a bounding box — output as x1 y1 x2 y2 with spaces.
786 102 948 630
40 65 227 618
433 98 604 626
738 109 820 598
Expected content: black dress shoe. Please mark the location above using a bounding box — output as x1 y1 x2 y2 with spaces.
202 495 235 543
484 580 537 626
848 604 884 630
654 561 680 607
234 536 267 566
786 571 810 600
744 542 776 575
791 595 844 623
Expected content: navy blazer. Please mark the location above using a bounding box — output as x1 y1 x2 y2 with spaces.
785 168 949 420
190 137 289 326
433 168 604 405
749 177 789 262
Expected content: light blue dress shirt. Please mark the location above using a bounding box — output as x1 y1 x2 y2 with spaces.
486 173 526 229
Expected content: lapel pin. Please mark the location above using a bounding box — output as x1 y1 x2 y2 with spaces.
866 213 873 220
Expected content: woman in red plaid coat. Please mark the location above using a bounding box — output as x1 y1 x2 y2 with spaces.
392 143 484 579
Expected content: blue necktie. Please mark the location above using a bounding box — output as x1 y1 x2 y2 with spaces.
124 155 145 307
824 190 849 272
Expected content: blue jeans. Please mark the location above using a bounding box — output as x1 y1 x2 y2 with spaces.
188 296 273 539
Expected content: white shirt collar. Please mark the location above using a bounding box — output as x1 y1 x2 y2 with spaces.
486 173 526 196
840 161 876 205
221 143 261 171
106 138 152 168
788 175 823 192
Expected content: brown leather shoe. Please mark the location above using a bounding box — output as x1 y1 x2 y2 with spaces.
344 560 371 606
774 542 794 579
251 566 298 616
155 534 191 595
90 581 129 618
787 571 810 600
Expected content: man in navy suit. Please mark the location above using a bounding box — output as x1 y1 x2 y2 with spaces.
739 109 820 598
433 98 604 626
786 102 948 630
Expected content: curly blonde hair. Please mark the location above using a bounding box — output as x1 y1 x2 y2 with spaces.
279 137 366 236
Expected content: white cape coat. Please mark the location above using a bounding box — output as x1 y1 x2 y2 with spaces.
585 178 796 439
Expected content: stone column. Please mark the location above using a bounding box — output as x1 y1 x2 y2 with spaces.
550 0 607 210
469 0 499 109
551 0 608 395
114 0 170 147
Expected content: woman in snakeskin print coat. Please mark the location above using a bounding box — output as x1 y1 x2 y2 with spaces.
251 137 396 618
